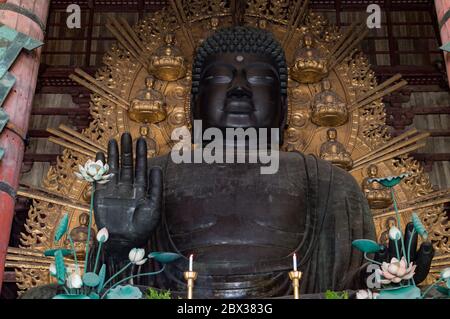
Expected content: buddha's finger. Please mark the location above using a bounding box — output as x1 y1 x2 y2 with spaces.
148 167 163 209
107 139 119 184
120 132 134 184
388 237 402 260
404 222 418 262
135 137 148 189
413 242 434 284
374 244 389 263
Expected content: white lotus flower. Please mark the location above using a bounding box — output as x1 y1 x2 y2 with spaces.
356 289 379 299
74 159 113 184
49 263 57 277
96 227 109 243
388 226 402 241
376 257 416 284
129 248 147 265
66 273 83 289
441 267 450 280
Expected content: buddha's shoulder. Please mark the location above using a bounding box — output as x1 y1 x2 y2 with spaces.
282 151 359 186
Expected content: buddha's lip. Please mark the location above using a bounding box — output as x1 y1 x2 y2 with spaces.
224 99 254 113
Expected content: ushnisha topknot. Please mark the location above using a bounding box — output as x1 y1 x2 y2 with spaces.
191 26 288 97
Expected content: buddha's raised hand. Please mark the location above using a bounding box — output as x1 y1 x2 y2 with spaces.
93 132 163 259
374 222 434 284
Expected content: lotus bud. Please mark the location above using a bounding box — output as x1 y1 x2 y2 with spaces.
129 248 146 264
96 227 109 243
67 273 83 289
388 226 402 241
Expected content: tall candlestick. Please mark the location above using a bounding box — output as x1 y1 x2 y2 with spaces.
289 271 302 300
293 253 297 271
189 254 194 272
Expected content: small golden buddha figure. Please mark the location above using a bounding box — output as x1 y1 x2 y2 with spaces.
138 125 159 158
210 17 220 32
361 164 393 209
150 33 187 81
258 19 268 30
291 34 329 84
311 79 348 127
65 213 96 260
129 76 167 124
319 128 353 171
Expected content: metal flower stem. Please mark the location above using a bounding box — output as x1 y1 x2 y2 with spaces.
100 265 166 299
421 277 445 299
100 262 133 290
394 240 401 261
364 253 382 266
390 188 407 260
84 184 95 272
407 229 416 265
67 234 79 273
93 241 103 274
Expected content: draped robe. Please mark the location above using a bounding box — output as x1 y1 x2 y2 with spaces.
143 151 376 298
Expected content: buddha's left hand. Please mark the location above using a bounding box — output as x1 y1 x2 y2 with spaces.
374 222 434 284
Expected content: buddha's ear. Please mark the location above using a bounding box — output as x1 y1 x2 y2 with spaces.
278 94 288 146
279 94 288 129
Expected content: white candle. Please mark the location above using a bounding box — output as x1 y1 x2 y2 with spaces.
293 253 297 271
189 254 194 272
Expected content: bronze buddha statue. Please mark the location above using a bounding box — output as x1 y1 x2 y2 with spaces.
93 27 433 298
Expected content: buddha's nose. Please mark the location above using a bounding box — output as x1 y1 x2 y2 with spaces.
228 74 252 98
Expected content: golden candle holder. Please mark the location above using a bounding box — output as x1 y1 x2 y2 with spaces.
184 271 198 299
289 270 302 299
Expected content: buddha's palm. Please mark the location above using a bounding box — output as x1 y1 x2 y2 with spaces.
93 133 163 259
375 222 434 284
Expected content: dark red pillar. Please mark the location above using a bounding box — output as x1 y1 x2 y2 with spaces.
0 0 49 292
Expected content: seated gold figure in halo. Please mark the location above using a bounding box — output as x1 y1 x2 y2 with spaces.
290 34 328 84
319 128 353 171
362 164 393 209
139 125 159 158
311 79 348 127
150 33 187 82
65 213 96 261
129 76 167 124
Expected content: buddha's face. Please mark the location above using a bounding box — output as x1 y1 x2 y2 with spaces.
368 164 378 177
193 52 285 131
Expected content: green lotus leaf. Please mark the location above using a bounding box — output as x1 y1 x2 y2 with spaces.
44 249 73 257
83 272 100 288
54 213 69 242
369 173 410 188
106 285 143 299
54 250 66 285
148 252 182 264
352 239 382 254
447 278 450 289
412 213 428 239
53 294 90 300
97 264 106 293
89 292 100 299
435 286 450 296
376 285 421 299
